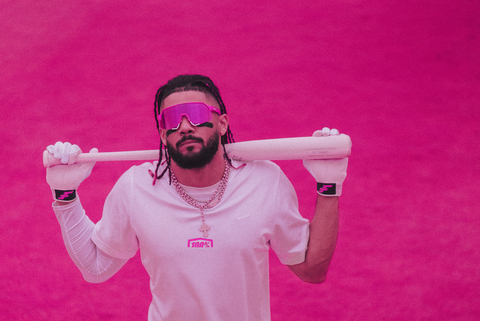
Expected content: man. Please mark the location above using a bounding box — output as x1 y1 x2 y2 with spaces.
46 74 348 321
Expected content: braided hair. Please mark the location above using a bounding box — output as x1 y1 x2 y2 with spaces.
152 74 235 185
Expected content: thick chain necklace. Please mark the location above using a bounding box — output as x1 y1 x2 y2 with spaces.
171 158 231 237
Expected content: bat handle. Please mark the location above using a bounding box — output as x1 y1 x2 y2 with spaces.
43 149 159 168
44 150 75 168
43 150 58 168
43 150 92 168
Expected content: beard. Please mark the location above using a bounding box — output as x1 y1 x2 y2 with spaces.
166 131 220 169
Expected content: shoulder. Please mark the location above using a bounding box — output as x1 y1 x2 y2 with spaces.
109 161 168 199
231 159 281 173
116 161 161 186
230 159 286 184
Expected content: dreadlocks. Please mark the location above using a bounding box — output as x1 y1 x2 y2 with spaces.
152 75 235 185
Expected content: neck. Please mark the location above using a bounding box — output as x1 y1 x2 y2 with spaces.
170 152 226 187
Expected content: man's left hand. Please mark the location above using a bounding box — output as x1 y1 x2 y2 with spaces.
303 128 348 196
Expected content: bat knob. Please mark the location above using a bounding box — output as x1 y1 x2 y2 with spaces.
43 150 61 168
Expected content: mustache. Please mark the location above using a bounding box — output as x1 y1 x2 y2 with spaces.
176 135 204 149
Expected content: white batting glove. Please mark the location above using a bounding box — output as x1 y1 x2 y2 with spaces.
303 128 348 196
46 142 98 202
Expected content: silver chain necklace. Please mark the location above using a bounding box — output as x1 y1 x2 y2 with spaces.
171 158 231 237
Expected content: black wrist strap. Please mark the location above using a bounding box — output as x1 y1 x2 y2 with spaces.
317 183 336 195
54 189 77 201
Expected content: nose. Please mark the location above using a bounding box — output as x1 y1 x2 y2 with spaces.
177 116 195 134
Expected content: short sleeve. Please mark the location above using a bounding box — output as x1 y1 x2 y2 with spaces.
269 170 310 265
91 168 139 259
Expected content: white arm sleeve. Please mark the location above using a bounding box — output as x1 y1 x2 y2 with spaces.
52 199 129 283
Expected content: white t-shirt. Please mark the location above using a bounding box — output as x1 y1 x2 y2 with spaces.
92 160 309 321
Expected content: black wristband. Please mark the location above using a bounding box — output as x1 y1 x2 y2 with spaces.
317 183 336 195
54 189 77 201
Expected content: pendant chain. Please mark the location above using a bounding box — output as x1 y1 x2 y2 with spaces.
171 158 231 237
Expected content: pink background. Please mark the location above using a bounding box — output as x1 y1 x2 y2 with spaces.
1 1 479 320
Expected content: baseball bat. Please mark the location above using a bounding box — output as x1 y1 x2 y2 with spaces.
43 135 352 168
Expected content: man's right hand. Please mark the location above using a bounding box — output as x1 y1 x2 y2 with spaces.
46 142 98 203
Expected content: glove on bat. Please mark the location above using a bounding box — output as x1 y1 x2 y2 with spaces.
46 142 97 202
303 128 348 196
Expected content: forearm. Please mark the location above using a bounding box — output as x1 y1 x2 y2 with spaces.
289 195 339 283
53 199 128 283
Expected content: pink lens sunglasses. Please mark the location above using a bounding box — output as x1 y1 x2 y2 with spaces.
158 102 221 130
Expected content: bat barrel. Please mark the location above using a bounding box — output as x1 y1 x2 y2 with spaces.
225 135 351 161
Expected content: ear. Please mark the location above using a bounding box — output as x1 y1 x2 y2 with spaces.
218 114 229 136
160 129 168 145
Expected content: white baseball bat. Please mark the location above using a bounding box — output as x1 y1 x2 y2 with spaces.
43 135 352 168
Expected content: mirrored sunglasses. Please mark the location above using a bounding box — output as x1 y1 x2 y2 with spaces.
158 102 221 130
